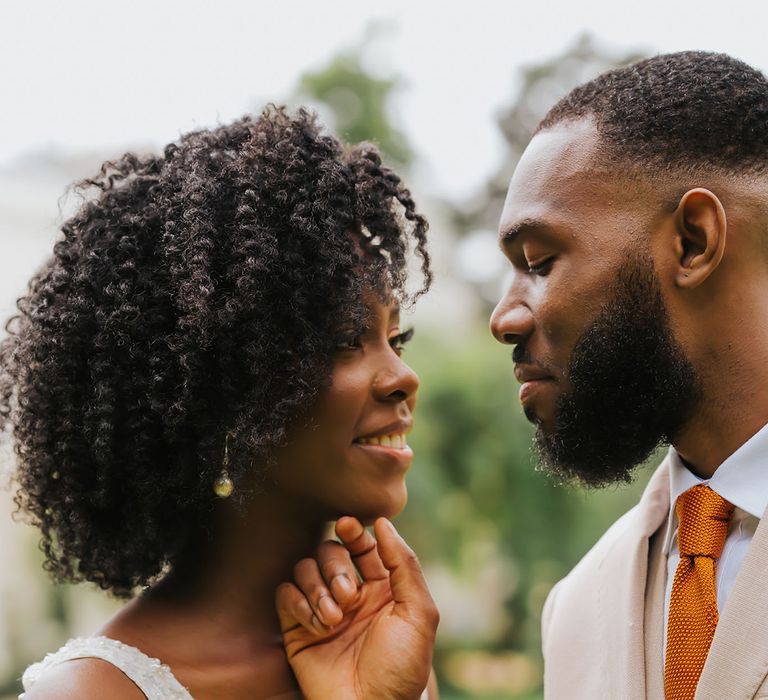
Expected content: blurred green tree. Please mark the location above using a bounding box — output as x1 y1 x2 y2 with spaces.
293 23 414 168
456 34 645 234
401 327 659 700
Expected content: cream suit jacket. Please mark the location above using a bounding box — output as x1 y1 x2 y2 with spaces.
541 457 768 699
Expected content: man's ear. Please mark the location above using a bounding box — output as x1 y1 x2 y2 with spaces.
673 188 727 288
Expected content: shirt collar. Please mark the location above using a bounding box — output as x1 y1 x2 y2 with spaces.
663 421 768 554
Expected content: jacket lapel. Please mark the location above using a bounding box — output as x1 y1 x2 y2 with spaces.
598 460 670 699
644 519 668 698
696 501 768 699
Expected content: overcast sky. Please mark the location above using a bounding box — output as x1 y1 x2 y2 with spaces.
2 0 766 200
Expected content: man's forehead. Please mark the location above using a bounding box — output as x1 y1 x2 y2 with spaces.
516 119 601 183
499 119 610 237
508 120 598 202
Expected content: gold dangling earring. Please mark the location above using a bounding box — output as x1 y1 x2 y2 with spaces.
213 432 235 498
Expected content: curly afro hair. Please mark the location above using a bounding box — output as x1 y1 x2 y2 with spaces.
0 106 431 598
537 51 768 175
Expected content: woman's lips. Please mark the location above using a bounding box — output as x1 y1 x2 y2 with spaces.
354 432 410 449
353 431 414 469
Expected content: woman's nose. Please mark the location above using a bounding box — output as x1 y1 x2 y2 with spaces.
374 358 420 403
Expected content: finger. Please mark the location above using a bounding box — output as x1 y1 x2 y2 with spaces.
335 516 388 581
293 558 344 627
275 582 328 636
374 518 440 630
317 540 360 607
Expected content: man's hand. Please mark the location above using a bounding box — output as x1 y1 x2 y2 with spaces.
275 516 439 700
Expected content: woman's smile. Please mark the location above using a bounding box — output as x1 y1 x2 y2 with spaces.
352 426 414 471
354 419 412 448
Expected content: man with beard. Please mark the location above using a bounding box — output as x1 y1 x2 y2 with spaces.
276 51 768 699
489 50 768 699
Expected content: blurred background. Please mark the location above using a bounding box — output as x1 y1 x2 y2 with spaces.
1 1 766 697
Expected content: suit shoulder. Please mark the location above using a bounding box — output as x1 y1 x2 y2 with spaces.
543 503 643 616
571 503 642 573
581 503 643 562
22 657 146 700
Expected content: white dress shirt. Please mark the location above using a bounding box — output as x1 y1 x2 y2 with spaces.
662 422 768 658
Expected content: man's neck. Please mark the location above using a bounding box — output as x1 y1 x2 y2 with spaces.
673 354 768 478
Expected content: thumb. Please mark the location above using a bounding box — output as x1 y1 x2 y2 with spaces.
373 518 439 629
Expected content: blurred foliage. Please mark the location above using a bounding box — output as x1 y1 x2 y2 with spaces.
399 327 656 699
294 23 413 168
454 34 645 234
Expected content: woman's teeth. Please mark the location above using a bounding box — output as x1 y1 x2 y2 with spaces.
356 433 409 449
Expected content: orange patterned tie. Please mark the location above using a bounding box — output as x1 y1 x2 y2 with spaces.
664 484 734 699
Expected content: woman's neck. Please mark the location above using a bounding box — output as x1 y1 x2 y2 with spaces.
101 490 328 663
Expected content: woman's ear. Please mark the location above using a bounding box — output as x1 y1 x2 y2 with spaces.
673 188 727 288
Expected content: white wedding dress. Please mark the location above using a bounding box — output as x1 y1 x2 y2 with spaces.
21 635 428 699
20 636 193 699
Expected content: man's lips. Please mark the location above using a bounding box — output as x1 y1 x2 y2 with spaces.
514 364 553 384
514 364 556 406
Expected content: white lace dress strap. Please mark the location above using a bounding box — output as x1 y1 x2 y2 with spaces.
20 636 193 700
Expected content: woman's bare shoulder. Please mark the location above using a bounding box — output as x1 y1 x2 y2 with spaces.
22 657 146 700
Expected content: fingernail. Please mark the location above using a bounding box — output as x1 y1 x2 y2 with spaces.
311 614 326 634
331 574 356 600
318 595 339 624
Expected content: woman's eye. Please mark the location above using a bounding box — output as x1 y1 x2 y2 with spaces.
335 334 363 352
527 257 554 276
389 327 415 355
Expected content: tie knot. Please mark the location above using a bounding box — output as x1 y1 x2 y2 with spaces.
676 485 734 559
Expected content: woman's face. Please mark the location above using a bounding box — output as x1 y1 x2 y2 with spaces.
272 299 419 523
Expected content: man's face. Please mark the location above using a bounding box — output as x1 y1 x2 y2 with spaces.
490 119 700 486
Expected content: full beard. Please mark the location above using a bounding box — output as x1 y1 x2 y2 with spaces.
533 253 701 488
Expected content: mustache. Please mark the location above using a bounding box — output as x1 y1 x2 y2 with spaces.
512 344 556 376
512 344 530 365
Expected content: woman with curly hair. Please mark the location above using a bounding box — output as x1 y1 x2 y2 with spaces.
5 106 438 699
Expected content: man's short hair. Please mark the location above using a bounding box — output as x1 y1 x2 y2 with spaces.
537 51 768 175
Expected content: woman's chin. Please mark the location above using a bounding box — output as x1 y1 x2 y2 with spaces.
344 489 408 526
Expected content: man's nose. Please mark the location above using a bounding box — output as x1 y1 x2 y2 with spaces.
490 294 534 346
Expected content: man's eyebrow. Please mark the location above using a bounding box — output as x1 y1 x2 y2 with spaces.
498 218 549 244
